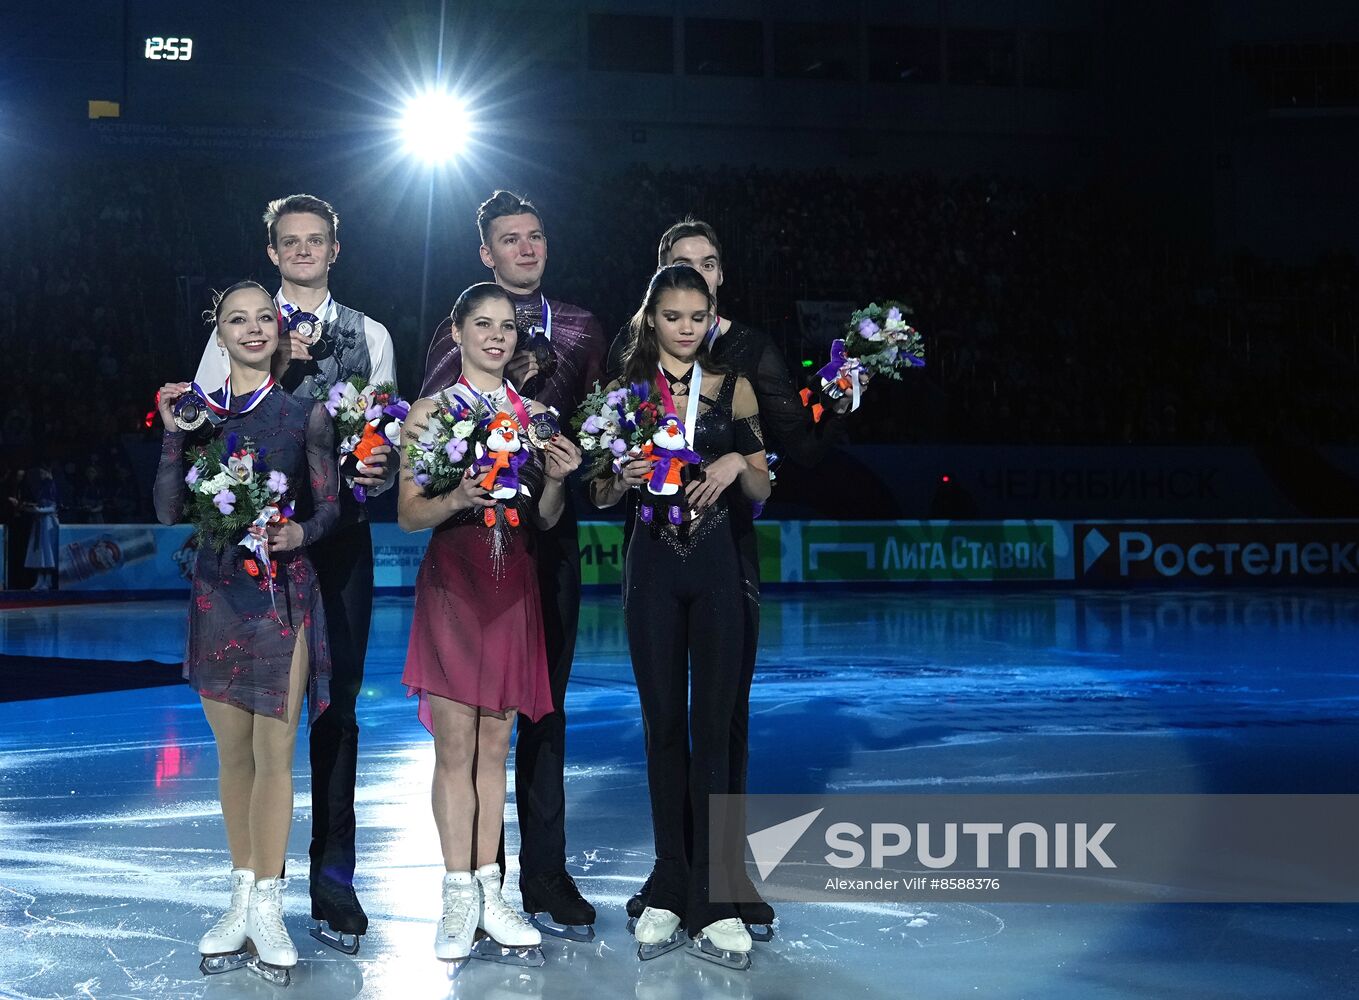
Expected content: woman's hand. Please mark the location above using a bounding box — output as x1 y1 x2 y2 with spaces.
452 466 496 512
263 519 305 553
354 444 393 488
686 453 747 512
156 382 192 427
543 436 582 482
615 456 651 489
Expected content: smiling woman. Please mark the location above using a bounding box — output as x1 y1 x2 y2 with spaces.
396 281 580 965
151 278 341 985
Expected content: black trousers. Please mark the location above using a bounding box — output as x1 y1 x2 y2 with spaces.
308 519 374 892
625 513 746 932
511 497 582 877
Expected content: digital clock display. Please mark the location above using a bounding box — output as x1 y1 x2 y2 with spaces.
144 37 194 61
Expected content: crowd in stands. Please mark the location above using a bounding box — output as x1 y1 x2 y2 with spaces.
3 152 1358 537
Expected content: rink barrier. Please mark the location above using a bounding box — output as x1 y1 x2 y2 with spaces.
39 520 1359 592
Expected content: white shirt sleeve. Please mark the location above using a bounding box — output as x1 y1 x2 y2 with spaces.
193 326 229 389
361 316 400 497
365 317 397 390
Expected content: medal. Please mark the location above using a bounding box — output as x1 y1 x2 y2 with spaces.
289 311 323 345
516 295 557 392
172 389 215 432
526 408 560 449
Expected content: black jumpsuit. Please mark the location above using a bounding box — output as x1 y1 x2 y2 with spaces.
621 372 764 933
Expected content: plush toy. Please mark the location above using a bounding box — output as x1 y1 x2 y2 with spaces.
799 339 862 424
473 411 532 527
639 415 702 526
339 394 409 502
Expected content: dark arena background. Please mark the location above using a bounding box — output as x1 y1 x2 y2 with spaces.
3 2 1359 998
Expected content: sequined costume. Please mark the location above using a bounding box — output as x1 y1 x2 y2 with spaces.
619 371 764 933
153 388 340 722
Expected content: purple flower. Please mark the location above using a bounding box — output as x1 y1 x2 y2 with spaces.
414 472 430 487
184 466 199 486
326 384 347 417
225 432 239 454
445 439 468 462
886 306 903 324
212 489 236 515
582 415 603 435
610 438 628 456
858 317 882 341
606 389 628 408
365 405 382 421
630 382 652 401
267 470 289 495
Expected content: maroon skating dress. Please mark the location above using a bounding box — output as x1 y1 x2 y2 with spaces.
153 388 340 722
402 436 554 732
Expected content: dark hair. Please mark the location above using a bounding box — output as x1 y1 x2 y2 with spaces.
207 280 274 327
450 282 515 330
476 190 544 245
621 265 719 387
264 193 339 247
657 218 722 270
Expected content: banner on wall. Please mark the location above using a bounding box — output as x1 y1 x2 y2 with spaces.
42 519 1359 592
1075 520 1359 583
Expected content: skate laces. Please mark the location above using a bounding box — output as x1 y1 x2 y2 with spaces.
535 870 585 901
250 880 292 948
441 880 478 937
482 882 530 930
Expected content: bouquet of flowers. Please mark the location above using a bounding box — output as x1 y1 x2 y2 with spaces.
571 381 666 479
183 432 292 556
404 392 489 498
800 300 926 422
324 378 410 502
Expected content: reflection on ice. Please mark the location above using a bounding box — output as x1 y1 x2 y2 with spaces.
2 588 1357 997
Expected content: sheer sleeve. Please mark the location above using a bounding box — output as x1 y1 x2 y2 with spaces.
300 402 340 547
748 336 847 466
732 376 766 456
419 317 463 399
153 430 188 526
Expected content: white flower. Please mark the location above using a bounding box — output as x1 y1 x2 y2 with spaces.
451 419 474 440
203 471 234 495
580 435 598 451
418 426 439 447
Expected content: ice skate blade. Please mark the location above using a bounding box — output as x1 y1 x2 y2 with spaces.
247 958 293 986
440 956 471 979
688 936 751 971
746 922 774 942
199 950 250 976
636 929 686 962
625 916 638 935
526 912 595 943
470 936 546 968
310 920 361 955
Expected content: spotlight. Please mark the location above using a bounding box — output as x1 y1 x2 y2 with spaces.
399 90 472 164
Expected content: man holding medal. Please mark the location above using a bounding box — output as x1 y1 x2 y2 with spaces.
194 194 397 955
420 190 605 941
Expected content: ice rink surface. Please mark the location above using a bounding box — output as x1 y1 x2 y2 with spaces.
2 588 1357 999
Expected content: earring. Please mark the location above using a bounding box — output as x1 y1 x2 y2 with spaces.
218 345 226 357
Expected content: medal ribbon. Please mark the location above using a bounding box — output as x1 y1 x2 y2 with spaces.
198 375 275 419
655 361 702 449
704 315 722 351
455 376 533 432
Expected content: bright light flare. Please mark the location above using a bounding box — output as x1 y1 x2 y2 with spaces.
399 90 472 164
